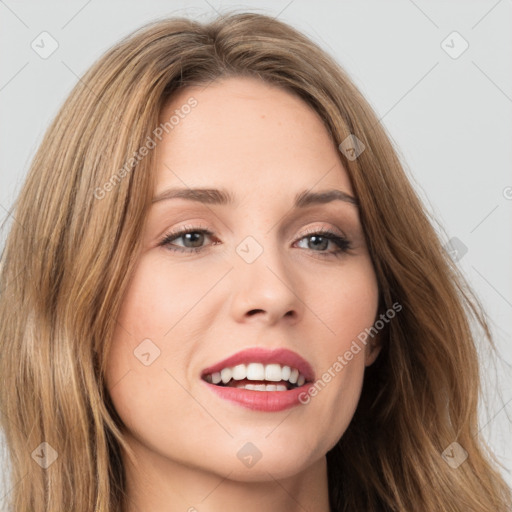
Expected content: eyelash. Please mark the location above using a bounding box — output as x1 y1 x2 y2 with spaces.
158 224 351 258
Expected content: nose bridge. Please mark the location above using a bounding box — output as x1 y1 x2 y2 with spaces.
230 201 281 268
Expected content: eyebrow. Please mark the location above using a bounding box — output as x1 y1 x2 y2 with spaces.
152 187 358 208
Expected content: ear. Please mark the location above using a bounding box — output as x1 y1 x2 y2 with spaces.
364 334 382 367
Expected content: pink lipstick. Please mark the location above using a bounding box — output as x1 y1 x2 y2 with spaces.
201 347 314 412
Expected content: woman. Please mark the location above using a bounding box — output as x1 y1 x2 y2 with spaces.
0 11 509 512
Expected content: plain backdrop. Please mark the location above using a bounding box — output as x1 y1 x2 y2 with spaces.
1 0 511 503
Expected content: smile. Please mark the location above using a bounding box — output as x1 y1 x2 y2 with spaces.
200 347 314 412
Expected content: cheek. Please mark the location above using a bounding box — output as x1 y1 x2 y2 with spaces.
296 257 378 449
104 255 196 398
311 256 379 344
115 254 213 337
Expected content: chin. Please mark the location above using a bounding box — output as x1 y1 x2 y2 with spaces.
181 439 327 482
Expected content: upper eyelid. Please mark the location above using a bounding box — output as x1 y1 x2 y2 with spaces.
164 224 346 240
298 225 347 238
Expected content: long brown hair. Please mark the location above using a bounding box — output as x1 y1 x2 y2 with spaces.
0 11 510 512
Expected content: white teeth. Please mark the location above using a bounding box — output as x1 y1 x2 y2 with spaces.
264 363 283 382
235 383 288 392
232 364 246 380
246 362 265 380
221 367 232 384
206 362 308 388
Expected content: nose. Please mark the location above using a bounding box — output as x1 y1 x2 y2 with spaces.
228 239 304 326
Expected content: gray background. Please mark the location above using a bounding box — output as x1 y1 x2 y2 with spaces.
1 0 511 501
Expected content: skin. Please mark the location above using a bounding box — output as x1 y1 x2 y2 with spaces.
105 76 381 512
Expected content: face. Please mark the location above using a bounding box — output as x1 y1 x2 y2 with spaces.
105 76 380 482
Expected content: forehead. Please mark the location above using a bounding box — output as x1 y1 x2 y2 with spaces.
155 76 353 199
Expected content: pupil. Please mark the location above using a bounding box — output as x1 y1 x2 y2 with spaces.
184 232 204 248
309 235 328 251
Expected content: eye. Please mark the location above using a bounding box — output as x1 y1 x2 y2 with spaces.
159 225 351 257
294 228 351 257
159 226 215 253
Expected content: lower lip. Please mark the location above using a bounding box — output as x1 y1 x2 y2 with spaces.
203 381 313 412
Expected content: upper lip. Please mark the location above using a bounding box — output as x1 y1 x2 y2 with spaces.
201 347 315 382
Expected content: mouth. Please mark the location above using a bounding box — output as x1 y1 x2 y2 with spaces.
200 347 314 411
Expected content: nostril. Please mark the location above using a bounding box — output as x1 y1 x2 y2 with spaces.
247 309 265 316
